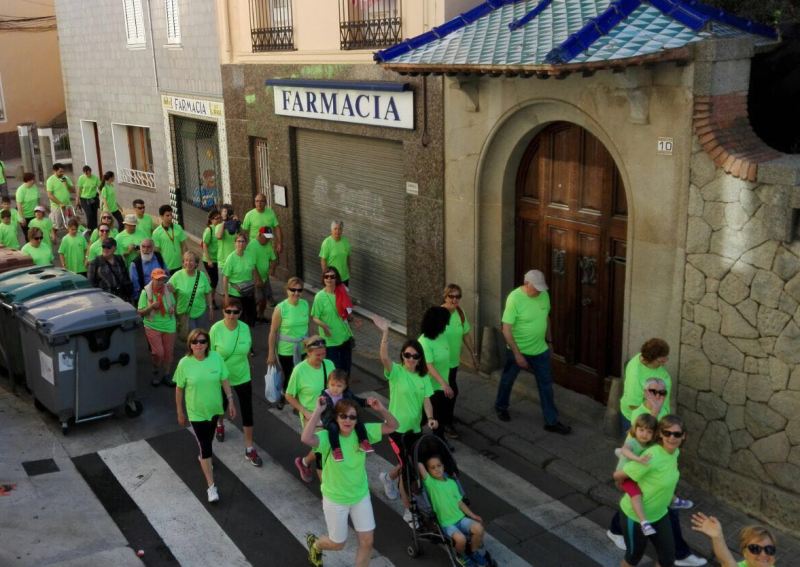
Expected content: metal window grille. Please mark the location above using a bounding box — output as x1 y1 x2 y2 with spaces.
252 138 272 207
339 0 401 50
249 0 294 52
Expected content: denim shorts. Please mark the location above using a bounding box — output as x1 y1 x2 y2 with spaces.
441 516 475 539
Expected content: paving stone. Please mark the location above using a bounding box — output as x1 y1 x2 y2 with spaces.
544 459 600 495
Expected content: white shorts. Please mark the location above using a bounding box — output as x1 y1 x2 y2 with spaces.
322 494 375 544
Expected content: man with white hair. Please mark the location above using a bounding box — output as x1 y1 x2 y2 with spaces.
494 269 571 434
130 238 168 298
319 220 352 287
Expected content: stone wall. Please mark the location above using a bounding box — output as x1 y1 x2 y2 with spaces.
679 141 800 533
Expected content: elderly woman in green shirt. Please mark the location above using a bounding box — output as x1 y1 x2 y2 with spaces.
691 515 777 567
169 251 213 339
302 394 398 567
138 268 177 387
221 233 260 328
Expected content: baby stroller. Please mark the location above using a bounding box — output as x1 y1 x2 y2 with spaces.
405 434 496 566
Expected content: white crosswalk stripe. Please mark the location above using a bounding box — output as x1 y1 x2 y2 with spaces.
213 425 394 567
267 404 533 567
99 440 250 567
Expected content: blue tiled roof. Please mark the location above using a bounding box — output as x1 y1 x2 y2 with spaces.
374 0 776 69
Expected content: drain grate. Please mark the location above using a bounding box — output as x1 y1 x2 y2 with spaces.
22 458 60 477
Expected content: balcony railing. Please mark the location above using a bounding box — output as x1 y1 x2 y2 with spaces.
250 0 294 52
339 0 401 50
119 167 156 189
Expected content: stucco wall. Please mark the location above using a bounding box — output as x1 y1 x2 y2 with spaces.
442 63 696 376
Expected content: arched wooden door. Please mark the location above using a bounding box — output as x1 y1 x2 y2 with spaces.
515 122 627 402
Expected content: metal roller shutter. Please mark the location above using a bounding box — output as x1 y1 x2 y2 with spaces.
296 129 406 326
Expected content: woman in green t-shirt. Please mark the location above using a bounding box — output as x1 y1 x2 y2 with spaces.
221 232 260 328
215 203 238 269
302 395 398 567
691 515 777 567
620 338 672 431
174 328 236 503
78 165 100 232
311 267 356 375
137 268 177 387
374 315 436 520
613 415 686 567
209 297 261 467
267 276 309 408
418 306 454 448
21 227 53 266
201 209 221 305
16 173 41 233
99 171 123 229
169 251 213 338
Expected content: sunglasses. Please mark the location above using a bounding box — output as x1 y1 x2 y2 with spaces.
661 430 684 438
323 274 336 279
224 309 241 315
647 388 667 397
101 244 114 249
403 352 421 360
191 338 208 345
447 294 462 299
289 288 303 293
307 340 326 349
746 544 776 556
32 236 43 241
102 217 112 221
338 413 358 421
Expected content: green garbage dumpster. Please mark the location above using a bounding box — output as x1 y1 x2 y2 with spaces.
17 288 142 434
0 266 90 388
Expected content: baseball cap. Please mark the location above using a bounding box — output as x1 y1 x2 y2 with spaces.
150 268 168 280
34 205 46 213
524 269 548 291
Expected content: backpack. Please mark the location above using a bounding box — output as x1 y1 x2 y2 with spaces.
133 251 165 290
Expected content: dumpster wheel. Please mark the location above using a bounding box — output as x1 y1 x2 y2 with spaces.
124 398 143 418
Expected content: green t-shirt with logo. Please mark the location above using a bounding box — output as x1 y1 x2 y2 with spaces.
0 222 20 250
384 362 433 434
46 174 73 209
316 422 382 505
620 445 680 523
620 354 673 420
152 223 187 271
209 320 252 386
100 183 119 213
29 217 54 246
276 299 309 356
173 352 229 422
222 251 256 297
419 333 450 392
246 239 277 280
444 308 471 368
137 288 177 333
319 235 351 282
90 227 118 244
135 214 154 238
78 174 100 199
58 233 87 273
286 359 335 425
16 184 40 218
241 207 279 254
502 287 550 356
423 474 465 527
114 230 144 267
21 242 54 266
169 269 211 319
311 290 352 348
202 225 218 264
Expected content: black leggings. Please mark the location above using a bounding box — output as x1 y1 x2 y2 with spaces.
110 209 124 231
206 262 219 295
191 418 219 459
621 512 675 566
222 381 254 427
389 430 422 491
278 354 295 387
430 390 449 442
441 367 460 427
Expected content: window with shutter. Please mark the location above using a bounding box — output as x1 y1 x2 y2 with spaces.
122 0 146 46
165 0 181 44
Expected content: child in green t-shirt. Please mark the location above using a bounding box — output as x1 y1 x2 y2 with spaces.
0 209 20 250
614 413 658 536
419 455 489 566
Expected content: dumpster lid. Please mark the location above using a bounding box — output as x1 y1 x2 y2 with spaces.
0 266 90 305
17 288 139 336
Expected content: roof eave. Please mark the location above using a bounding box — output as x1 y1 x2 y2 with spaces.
380 46 693 77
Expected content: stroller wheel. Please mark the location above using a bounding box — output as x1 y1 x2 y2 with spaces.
407 543 420 558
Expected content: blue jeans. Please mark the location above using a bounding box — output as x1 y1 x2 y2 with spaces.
441 516 476 539
494 349 559 426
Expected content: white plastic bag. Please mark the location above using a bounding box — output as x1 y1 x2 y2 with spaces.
264 364 282 403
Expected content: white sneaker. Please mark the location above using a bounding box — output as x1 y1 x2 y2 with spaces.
403 508 419 529
674 554 707 566
380 471 399 500
207 484 219 503
606 529 625 550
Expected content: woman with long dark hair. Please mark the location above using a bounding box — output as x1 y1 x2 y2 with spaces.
418 306 454 446
99 171 123 230
311 266 356 374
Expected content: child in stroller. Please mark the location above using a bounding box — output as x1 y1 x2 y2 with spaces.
409 435 496 567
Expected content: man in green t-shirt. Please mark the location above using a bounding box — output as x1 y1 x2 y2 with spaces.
115 214 145 267
58 219 87 274
46 163 76 231
241 194 282 257
152 204 187 271
319 220 352 286
132 199 154 237
494 269 570 434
